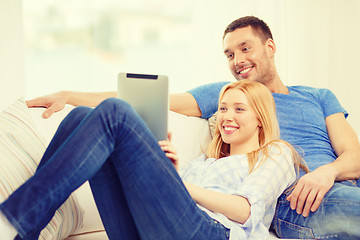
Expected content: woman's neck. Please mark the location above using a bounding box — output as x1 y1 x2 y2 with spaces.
230 141 260 156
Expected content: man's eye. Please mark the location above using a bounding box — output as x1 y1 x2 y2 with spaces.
236 108 244 111
220 107 227 111
227 54 233 59
243 47 250 52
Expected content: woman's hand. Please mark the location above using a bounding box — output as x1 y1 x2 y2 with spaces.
158 132 179 171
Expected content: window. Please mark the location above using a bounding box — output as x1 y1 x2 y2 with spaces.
23 0 202 97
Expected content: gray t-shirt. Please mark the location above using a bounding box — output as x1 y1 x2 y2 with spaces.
188 82 348 172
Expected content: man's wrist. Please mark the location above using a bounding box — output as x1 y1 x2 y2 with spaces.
58 90 71 105
321 163 339 181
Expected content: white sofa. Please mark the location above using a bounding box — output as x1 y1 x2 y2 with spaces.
0 99 284 239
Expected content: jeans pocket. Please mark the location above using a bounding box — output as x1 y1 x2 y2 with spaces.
213 220 230 240
278 218 315 239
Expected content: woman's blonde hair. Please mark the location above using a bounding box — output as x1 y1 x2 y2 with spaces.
206 80 309 174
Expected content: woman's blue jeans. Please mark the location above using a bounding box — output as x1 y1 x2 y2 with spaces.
272 180 360 239
0 98 229 240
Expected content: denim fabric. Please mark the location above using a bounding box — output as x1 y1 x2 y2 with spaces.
0 98 230 240
272 180 360 240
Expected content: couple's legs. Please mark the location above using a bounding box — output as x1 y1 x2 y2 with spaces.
272 181 360 240
86 100 229 240
0 106 93 239
0 98 229 240
89 134 228 240
89 159 140 239
36 106 93 170
0 104 109 239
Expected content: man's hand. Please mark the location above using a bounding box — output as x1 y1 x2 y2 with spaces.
286 164 337 217
26 91 68 119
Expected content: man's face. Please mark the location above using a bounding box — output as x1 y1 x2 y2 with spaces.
223 26 275 85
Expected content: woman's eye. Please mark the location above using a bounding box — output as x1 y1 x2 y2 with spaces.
220 107 227 111
227 54 233 59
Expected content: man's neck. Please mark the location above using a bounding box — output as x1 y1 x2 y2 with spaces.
266 75 289 94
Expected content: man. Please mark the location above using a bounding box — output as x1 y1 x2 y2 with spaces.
28 16 360 239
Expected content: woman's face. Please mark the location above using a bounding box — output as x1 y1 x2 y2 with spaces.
217 88 261 155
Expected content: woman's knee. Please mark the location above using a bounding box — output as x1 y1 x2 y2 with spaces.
68 106 93 118
97 98 135 116
60 106 93 130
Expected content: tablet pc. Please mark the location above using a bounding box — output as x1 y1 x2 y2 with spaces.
117 73 168 141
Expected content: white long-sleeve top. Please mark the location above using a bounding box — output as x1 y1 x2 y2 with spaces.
180 142 296 240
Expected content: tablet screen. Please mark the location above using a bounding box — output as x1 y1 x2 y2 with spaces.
117 73 169 141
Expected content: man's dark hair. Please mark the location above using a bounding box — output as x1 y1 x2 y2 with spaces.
223 16 273 43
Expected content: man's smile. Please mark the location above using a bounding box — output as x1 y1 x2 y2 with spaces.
237 66 254 78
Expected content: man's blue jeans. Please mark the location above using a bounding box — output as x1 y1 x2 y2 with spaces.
0 98 230 240
272 180 360 239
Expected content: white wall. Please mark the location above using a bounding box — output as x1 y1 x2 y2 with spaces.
327 0 360 134
2 0 360 133
0 0 24 110
188 0 360 132
283 0 360 132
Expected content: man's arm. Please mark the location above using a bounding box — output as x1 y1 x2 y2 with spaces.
27 91 203 118
327 112 360 180
169 92 202 117
287 112 360 217
26 91 117 118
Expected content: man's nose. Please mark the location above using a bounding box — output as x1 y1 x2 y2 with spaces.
234 53 245 66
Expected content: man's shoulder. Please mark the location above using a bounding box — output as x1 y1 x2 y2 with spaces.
187 81 231 93
288 85 321 92
288 85 333 97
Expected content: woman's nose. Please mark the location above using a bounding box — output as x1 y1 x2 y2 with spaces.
223 111 234 121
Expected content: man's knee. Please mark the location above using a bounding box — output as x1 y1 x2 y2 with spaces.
274 183 360 238
316 182 360 236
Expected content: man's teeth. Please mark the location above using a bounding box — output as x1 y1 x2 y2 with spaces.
240 67 252 74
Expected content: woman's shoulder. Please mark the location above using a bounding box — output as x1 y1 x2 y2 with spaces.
265 140 292 154
260 141 296 168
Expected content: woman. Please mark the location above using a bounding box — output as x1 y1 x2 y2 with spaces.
0 80 307 240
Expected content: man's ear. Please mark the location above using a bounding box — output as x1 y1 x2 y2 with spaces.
266 38 276 58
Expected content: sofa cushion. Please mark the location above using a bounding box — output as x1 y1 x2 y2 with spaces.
208 111 217 138
168 111 212 169
0 98 84 240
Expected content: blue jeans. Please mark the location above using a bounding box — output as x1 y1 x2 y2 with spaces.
0 98 230 240
272 180 360 239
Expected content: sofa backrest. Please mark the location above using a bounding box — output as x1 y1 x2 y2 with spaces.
29 106 212 169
